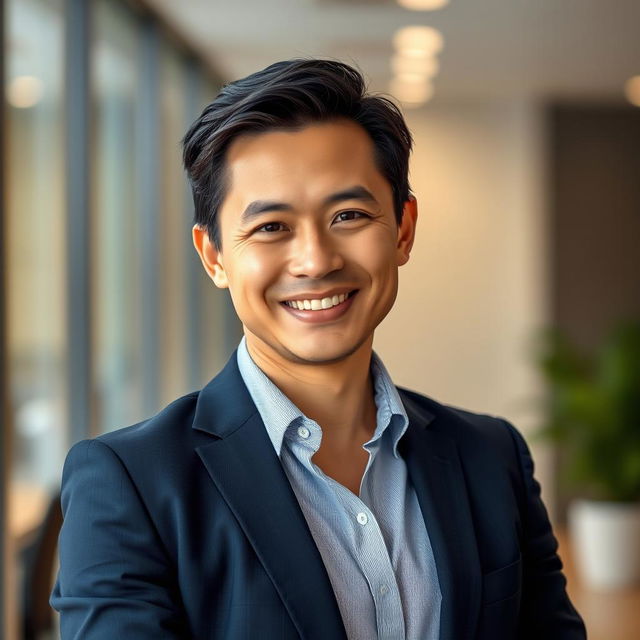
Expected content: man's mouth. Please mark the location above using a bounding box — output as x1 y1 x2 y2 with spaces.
282 290 356 311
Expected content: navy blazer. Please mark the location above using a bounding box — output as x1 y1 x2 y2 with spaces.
51 353 585 639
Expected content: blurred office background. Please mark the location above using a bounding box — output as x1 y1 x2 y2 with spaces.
1 0 639 638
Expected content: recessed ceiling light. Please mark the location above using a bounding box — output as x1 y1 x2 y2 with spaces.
397 0 449 10
624 75 640 107
393 25 444 55
6 75 43 109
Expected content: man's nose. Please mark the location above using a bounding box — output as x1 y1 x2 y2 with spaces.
288 229 344 279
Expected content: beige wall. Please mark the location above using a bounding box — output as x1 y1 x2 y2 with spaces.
374 99 555 512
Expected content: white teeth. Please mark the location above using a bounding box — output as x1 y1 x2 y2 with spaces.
285 292 351 311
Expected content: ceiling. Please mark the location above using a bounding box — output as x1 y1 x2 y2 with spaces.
145 0 640 104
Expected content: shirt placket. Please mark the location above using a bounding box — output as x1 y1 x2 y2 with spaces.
349 498 406 640
315 434 406 640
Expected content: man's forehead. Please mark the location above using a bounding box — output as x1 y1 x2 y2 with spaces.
225 119 374 168
221 121 389 208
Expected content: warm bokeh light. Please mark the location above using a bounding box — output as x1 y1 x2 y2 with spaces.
624 75 640 107
391 52 440 78
6 75 44 108
395 72 428 85
397 0 449 10
393 25 444 55
389 76 434 106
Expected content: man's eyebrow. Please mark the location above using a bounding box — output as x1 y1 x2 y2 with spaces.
240 200 293 223
239 185 379 224
323 186 379 207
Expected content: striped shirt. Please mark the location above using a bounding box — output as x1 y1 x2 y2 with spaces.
237 338 441 640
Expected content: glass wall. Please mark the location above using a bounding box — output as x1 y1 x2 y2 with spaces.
5 0 66 637
92 0 144 434
2 1 233 637
6 0 66 492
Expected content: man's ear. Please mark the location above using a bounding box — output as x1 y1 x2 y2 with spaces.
396 195 418 266
192 225 229 289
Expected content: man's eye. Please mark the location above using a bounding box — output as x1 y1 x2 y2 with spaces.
256 222 286 233
334 210 368 222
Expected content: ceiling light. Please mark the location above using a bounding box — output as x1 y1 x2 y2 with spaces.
624 75 640 107
395 72 429 84
389 77 434 106
397 0 449 10
393 25 444 56
7 75 43 108
391 53 440 78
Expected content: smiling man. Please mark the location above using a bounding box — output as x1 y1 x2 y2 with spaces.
52 60 585 639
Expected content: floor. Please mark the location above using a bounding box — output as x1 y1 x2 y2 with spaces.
557 529 640 640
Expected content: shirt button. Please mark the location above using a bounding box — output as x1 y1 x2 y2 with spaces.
297 426 310 439
356 512 368 525
379 585 389 596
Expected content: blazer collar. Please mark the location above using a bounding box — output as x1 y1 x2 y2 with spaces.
192 353 348 640
192 350 256 438
399 391 482 640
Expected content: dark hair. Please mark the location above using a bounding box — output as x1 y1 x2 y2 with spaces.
182 58 413 249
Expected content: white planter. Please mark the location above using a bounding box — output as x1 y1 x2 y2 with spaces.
568 499 640 590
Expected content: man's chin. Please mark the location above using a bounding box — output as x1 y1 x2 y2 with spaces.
278 338 371 366
243 328 375 369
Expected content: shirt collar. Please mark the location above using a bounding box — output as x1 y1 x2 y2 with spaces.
236 336 409 457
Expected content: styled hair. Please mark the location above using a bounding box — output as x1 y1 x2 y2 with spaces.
182 58 413 249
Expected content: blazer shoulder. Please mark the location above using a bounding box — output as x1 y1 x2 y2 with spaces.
76 353 252 472
95 390 202 457
60 389 214 518
397 386 525 469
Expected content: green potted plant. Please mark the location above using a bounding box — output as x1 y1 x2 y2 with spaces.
537 321 640 590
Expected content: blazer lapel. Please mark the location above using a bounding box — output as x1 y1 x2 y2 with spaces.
399 392 482 640
192 355 347 640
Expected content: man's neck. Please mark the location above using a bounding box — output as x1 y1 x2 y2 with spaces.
245 335 377 450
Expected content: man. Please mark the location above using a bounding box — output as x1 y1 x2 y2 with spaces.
51 59 586 639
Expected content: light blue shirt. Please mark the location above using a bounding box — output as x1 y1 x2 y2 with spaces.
237 338 441 640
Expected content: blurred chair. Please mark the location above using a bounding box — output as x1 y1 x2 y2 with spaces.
20 493 62 640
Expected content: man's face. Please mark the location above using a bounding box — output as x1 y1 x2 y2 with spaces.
194 119 416 366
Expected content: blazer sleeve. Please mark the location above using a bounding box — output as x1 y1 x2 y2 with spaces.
50 439 191 639
503 421 587 639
